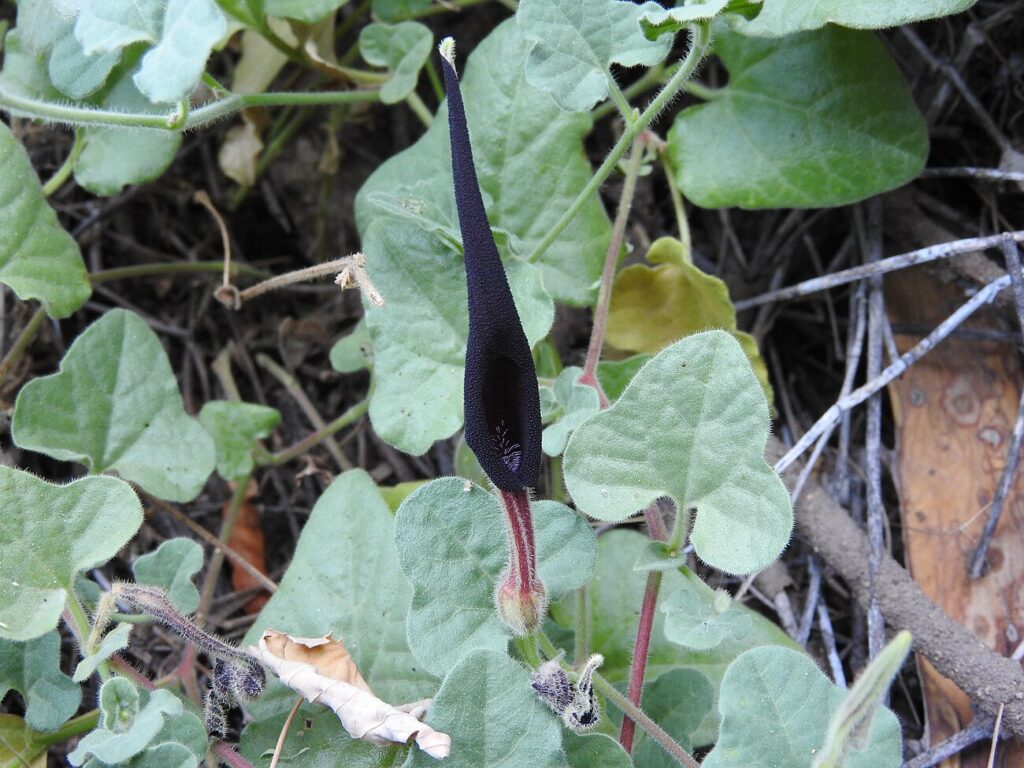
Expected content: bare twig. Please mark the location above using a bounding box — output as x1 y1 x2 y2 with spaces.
863 200 886 660
193 191 238 309
920 167 1024 183
969 237 1024 577
901 716 995 768
269 696 305 768
817 600 846 689
735 232 1024 311
795 556 822 647
776 274 1012 473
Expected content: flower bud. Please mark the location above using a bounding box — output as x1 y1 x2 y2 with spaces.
496 574 547 636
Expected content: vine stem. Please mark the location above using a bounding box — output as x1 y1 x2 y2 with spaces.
41 128 85 197
0 88 380 131
594 670 699 768
212 742 255 768
526 23 710 267
259 395 369 466
0 306 45 386
579 133 647 404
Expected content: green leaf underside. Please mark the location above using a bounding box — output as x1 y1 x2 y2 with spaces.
394 477 597 676
73 623 132 683
549 530 799 746
660 571 753 651
0 467 142 641
48 26 121 100
404 650 569 768
243 470 435 712
74 0 164 55
632 668 715 766
356 18 610 307
701 647 902 768
359 22 433 104
265 0 351 22
133 0 227 104
12 309 216 502
0 631 81 731
564 331 792 575
329 318 373 373
733 0 977 36
640 1 731 39
669 24 928 209
198 401 281 481
0 121 90 318
517 0 672 112
540 366 602 456
69 684 206 766
75 62 182 196
132 538 203 614
362 222 553 455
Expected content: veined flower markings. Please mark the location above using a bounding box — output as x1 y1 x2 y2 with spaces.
440 38 545 636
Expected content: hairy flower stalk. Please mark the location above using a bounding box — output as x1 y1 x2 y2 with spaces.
440 38 545 635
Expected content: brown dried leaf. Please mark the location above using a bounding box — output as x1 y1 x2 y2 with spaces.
224 479 269 614
254 630 451 759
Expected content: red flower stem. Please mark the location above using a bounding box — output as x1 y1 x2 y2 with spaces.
579 133 648 405
620 567 664 752
500 489 538 591
620 501 670 750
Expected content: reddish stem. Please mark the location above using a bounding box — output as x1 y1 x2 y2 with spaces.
619 569 664 752
500 488 538 591
619 500 669 751
212 741 255 768
579 134 648 407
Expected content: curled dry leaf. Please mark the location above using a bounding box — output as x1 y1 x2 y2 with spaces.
253 630 451 759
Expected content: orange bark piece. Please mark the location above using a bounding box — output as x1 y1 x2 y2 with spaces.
225 478 270 614
887 269 1023 766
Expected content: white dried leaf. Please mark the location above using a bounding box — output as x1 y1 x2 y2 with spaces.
253 630 451 759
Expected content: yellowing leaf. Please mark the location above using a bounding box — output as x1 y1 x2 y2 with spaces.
253 630 451 759
606 237 773 405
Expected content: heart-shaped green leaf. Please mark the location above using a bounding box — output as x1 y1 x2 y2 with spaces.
0 119 90 318
133 0 227 104
244 470 436 708
701 647 902 768
669 25 927 208
395 477 597 676
540 367 601 457
264 0 349 22
73 622 132 683
74 62 182 196
74 0 164 55
198 401 280 481
564 331 791 575
640 1 731 39
0 467 142 641
356 18 610 306
660 570 752 650
132 538 203 615
359 22 432 104
404 650 569 768
564 732 633 768
517 0 672 112
549 530 799 746
632 668 714 766
732 0 976 36
12 309 216 502
0 631 82 731
362 222 552 455
329 318 373 373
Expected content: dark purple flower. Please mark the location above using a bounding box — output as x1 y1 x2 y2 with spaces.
440 41 542 493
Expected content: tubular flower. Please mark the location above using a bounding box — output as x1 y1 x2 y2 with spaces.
440 38 545 635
